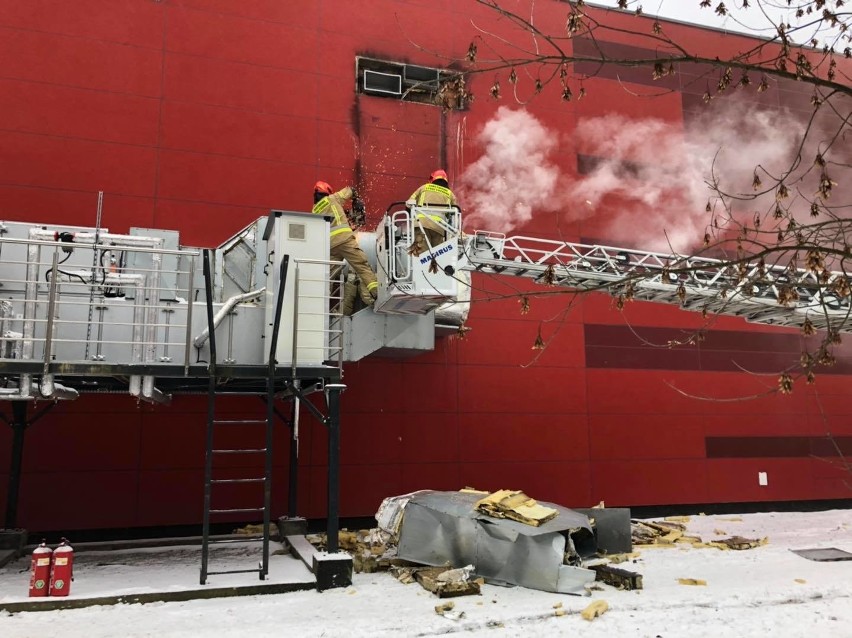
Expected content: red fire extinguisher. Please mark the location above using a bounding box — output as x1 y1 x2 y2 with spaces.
49 538 74 597
28 541 53 597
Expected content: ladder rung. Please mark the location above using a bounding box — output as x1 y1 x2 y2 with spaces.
210 507 265 514
210 478 265 484
213 419 267 425
206 569 263 576
208 536 265 545
212 448 267 454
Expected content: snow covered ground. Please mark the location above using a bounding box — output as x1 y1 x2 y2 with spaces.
1 509 851 638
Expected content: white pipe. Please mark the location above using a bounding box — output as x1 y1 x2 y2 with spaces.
129 375 142 398
193 287 266 348
18 374 32 398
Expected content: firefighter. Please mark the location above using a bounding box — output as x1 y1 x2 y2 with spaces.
406 169 458 256
312 181 378 306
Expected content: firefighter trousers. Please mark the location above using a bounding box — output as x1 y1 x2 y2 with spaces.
331 233 377 304
412 227 445 256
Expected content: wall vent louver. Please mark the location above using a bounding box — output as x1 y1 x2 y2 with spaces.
363 70 402 95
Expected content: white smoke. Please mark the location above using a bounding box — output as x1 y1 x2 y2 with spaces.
573 104 803 251
457 100 816 253
458 107 564 231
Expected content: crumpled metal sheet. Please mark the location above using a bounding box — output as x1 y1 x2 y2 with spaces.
396 491 597 594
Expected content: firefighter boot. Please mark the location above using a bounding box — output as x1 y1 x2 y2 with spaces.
360 280 376 307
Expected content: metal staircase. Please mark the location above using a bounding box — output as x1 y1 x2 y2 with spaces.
462 232 852 333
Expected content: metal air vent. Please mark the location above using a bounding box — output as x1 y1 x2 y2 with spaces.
363 70 402 96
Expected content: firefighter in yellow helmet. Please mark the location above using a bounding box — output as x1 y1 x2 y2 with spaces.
312 181 378 306
406 169 458 256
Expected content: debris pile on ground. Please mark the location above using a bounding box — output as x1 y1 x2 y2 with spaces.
710 535 769 550
473 489 558 526
391 564 482 598
631 517 767 551
589 564 643 590
232 523 265 536
632 519 698 546
306 528 408 574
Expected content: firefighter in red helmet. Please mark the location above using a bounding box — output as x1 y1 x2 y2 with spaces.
406 169 458 256
312 181 378 307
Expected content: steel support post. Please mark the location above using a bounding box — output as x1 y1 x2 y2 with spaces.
325 384 345 553
288 398 299 518
3 402 28 529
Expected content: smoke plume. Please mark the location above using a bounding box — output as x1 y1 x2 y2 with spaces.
458 107 564 231
458 100 829 253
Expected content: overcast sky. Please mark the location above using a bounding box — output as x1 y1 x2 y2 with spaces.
653 0 781 32
596 0 793 37
594 0 839 44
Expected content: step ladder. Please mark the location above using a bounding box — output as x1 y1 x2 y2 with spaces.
199 250 288 584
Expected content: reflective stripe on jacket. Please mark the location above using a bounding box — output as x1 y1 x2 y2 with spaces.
409 183 458 225
312 186 353 240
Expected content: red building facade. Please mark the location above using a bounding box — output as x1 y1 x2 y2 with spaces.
0 0 849 533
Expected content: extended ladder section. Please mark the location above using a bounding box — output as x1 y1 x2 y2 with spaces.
461 232 852 333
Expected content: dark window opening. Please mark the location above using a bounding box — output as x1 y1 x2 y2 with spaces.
576 153 642 179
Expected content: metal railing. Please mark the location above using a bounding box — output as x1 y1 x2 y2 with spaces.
0 235 201 369
387 205 462 282
291 258 345 375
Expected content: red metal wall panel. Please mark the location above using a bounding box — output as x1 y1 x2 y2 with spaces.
0 79 161 147
0 0 164 48
163 54 318 118
166 6 318 71
591 460 709 506
458 365 587 415
160 101 316 165
20 471 139 530
458 413 590 464
589 414 707 461
0 130 158 197
0 27 162 96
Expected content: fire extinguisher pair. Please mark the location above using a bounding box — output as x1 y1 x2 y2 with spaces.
28 538 74 598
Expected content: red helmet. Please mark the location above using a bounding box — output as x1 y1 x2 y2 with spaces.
314 181 333 195
430 169 449 183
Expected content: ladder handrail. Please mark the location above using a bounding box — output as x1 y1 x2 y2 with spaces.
201 249 217 584
263 253 289 581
